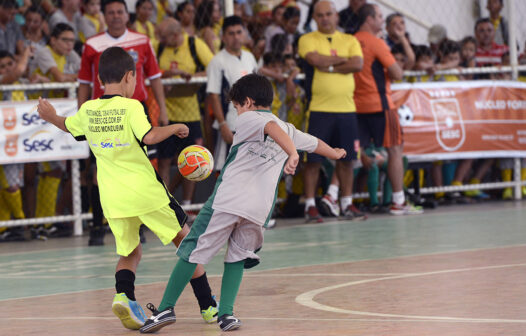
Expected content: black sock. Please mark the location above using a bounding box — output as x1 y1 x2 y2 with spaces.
190 272 215 310
91 185 103 229
115 269 136 301
81 186 90 213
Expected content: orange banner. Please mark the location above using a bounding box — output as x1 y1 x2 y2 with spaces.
391 81 526 161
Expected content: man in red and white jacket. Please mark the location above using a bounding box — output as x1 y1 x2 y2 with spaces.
474 17 509 68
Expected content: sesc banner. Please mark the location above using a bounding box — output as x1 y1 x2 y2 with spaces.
392 81 526 161
0 99 89 164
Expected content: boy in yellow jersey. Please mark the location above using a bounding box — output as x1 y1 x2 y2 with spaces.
37 46 217 330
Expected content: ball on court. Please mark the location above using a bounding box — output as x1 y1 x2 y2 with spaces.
177 145 214 181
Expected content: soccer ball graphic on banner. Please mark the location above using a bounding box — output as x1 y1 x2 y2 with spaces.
178 145 214 181
398 104 414 126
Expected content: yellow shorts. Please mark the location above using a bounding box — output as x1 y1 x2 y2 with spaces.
108 204 183 256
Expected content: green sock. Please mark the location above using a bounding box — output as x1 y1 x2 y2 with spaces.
367 163 379 205
159 259 197 311
218 261 244 317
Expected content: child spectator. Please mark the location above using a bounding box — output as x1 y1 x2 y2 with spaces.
139 73 346 333
78 0 106 43
22 5 48 47
460 36 476 80
434 39 461 81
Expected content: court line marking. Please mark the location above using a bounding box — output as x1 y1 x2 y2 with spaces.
296 262 526 323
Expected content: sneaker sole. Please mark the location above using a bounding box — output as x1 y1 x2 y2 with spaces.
139 318 176 334
112 302 144 330
221 321 242 331
319 201 339 217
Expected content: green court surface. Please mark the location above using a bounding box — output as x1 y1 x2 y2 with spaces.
0 201 524 301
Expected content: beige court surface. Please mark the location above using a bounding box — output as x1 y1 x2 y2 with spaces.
1 201 526 335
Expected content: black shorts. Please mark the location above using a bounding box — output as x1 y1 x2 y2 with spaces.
158 121 203 159
357 109 403 149
305 111 359 162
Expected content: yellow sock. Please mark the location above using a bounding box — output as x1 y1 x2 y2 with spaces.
521 168 526 181
404 170 414 188
36 176 61 224
1 189 25 219
502 169 512 182
418 169 425 188
0 191 11 221
451 180 462 186
277 179 287 200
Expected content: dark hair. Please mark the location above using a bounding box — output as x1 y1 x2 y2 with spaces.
282 6 300 21
222 15 243 33
135 0 153 10
385 12 403 27
24 5 45 18
0 0 17 9
98 47 135 84
270 33 289 55
175 1 192 20
263 52 283 66
391 43 406 56
195 0 216 30
50 23 74 39
0 49 14 60
271 4 284 18
475 17 492 31
413 44 433 61
439 39 460 58
460 36 477 47
357 4 376 28
102 0 127 14
229 73 273 107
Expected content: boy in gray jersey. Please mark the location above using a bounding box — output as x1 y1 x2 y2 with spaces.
140 74 347 333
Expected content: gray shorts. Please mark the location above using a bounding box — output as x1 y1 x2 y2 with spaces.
177 206 264 265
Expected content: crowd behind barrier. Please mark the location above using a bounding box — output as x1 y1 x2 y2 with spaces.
1 0 526 242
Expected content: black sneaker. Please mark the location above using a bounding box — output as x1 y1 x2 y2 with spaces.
217 314 242 331
140 303 176 334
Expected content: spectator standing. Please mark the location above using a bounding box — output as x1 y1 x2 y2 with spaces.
298 0 365 222
354 3 423 215
487 0 507 46
133 0 158 51
474 17 508 67
78 0 106 43
195 0 222 54
77 0 169 245
264 6 299 53
22 5 48 47
156 17 213 215
48 0 81 38
0 0 25 55
206 15 257 171
385 12 415 69
338 0 365 34
264 4 284 47
175 1 196 36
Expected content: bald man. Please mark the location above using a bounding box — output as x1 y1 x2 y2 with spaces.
298 0 365 222
156 17 214 209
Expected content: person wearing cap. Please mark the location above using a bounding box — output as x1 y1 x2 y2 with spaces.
385 12 414 70
428 24 447 62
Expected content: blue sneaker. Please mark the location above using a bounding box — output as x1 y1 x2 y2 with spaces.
112 293 146 330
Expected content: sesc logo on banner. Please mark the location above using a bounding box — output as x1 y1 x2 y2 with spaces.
431 99 466 152
2 107 16 130
4 133 18 156
23 130 54 153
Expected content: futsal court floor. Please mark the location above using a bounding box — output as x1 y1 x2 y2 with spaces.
1 201 526 335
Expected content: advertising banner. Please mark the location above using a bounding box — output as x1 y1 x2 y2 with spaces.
392 81 526 161
0 99 89 164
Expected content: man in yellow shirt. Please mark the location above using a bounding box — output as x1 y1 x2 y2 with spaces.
298 0 365 222
157 17 213 210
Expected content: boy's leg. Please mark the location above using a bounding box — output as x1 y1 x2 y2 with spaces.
217 261 244 331
172 224 217 321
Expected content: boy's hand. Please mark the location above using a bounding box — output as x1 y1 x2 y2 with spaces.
332 148 347 160
37 97 56 121
284 152 299 175
174 124 189 138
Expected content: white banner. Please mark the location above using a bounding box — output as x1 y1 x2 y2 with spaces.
0 99 89 164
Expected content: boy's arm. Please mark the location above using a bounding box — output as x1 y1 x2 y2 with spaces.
264 121 299 175
142 124 189 145
37 97 68 132
313 138 347 160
